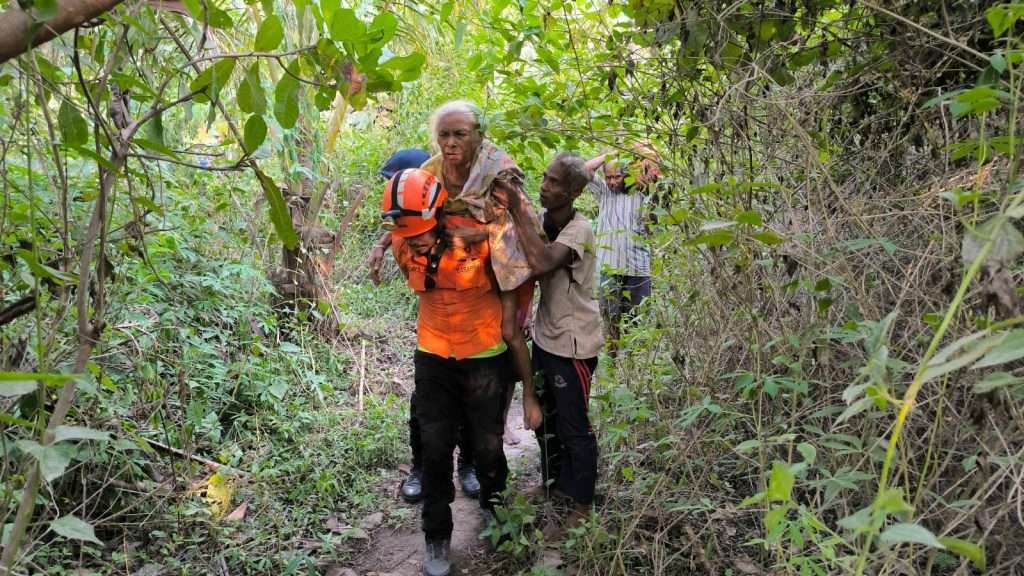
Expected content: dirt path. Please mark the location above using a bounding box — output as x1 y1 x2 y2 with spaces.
342 401 540 576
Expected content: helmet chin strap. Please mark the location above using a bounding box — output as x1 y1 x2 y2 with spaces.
425 210 446 277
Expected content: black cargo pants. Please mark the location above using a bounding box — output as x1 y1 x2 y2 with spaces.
415 350 509 541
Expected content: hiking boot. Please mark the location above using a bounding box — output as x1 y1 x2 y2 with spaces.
402 468 424 504
422 538 451 576
458 466 480 498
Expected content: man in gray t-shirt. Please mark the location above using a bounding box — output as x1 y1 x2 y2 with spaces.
586 154 655 344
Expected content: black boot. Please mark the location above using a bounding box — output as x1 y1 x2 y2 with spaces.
458 466 480 498
402 468 424 504
422 538 451 576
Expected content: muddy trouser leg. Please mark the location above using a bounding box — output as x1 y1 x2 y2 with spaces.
459 353 509 511
532 343 562 490
533 344 599 505
409 391 422 471
416 351 459 541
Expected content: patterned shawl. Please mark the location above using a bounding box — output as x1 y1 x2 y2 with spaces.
422 140 541 291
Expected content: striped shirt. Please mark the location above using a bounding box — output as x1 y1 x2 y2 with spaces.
591 178 651 277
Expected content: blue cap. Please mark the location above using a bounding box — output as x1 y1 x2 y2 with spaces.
379 149 430 180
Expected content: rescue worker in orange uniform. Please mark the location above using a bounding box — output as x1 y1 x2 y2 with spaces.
381 168 541 576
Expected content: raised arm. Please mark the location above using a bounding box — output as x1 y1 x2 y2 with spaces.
584 153 608 174
503 189 572 276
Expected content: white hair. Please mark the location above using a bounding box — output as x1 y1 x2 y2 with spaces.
429 100 484 146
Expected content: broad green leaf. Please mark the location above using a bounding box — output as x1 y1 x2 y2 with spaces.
739 492 766 508
243 115 267 155
439 1 454 23
838 506 872 533
183 0 233 29
368 11 398 45
835 396 874 424
972 330 1024 369
874 487 913 516
879 523 944 548
923 332 1005 382
16 249 76 285
53 425 111 443
767 461 794 503
254 15 284 51
797 442 816 466
938 537 986 570
253 167 298 250
752 230 784 245
734 439 761 453
686 229 735 247
930 330 992 365
380 53 426 81
987 5 1012 38
50 515 103 546
991 53 1007 74
16 440 75 482
237 64 266 115
133 138 180 159
330 8 365 42
973 372 1024 394
0 380 36 398
190 58 236 103
274 63 301 129
735 210 762 226
58 101 89 146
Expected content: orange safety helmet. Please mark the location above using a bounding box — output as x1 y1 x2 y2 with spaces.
380 168 448 238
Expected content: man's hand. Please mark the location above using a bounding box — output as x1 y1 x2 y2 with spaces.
366 245 385 285
523 395 543 430
492 181 521 213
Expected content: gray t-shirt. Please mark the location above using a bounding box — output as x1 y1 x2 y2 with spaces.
591 178 651 277
533 212 603 359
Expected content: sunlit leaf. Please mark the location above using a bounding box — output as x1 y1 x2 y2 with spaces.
330 8 365 42
254 15 284 51
767 461 794 503
938 537 986 570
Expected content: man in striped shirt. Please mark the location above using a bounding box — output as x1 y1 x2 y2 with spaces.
586 152 656 346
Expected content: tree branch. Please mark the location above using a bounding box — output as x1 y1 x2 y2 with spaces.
0 0 126 65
